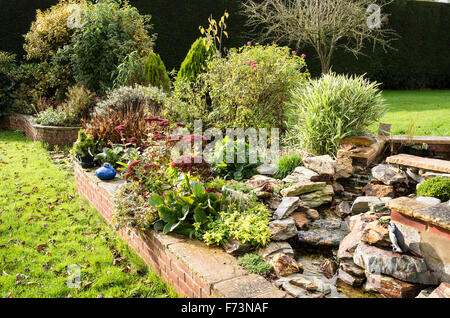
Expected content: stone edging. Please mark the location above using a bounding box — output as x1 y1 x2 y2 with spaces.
73 162 288 298
386 197 450 283
387 197 450 232
1 113 81 147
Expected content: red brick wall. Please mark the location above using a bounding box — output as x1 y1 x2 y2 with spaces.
3 114 80 147
73 163 213 298
391 210 450 240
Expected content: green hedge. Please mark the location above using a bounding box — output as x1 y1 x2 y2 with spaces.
0 0 448 89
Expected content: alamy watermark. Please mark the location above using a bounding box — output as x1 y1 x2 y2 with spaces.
367 4 382 29
66 264 81 289
67 4 84 29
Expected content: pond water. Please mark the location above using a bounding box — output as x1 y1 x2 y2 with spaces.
295 254 380 298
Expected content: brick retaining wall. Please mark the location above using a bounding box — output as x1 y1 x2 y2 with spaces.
73 162 288 298
387 198 450 283
1 114 80 147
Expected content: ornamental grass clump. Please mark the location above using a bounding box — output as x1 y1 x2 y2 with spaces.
286 73 386 156
274 151 303 179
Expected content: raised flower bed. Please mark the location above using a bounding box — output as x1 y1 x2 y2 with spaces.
73 162 287 298
1 114 81 147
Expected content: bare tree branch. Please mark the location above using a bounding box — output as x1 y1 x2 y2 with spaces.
242 0 398 74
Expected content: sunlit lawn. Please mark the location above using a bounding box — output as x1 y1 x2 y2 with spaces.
0 130 178 298
369 90 450 136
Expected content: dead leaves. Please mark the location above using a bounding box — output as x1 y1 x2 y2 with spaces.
36 244 48 253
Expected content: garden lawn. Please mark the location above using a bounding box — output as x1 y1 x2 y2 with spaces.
369 90 450 136
0 130 178 298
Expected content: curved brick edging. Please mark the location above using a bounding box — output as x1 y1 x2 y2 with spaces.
1 114 80 147
73 162 288 298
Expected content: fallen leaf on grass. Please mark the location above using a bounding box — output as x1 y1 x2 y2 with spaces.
83 281 93 290
122 266 131 273
36 244 48 252
82 232 97 238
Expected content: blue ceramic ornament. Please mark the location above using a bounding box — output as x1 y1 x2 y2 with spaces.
95 163 117 180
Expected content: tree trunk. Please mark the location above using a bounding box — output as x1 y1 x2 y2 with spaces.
320 58 331 74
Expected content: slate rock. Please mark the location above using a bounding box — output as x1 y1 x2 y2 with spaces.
319 259 338 279
303 155 336 177
257 164 277 176
278 273 332 298
223 238 253 256
365 271 423 298
351 196 392 214
297 218 348 247
361 221 391 248
299 185 334 208
363 183 395 198
337 212 379 261
274 197 301 220
270 218 298 241
338 269 365 287
334 156 354 180
257 242 295 261
335 201 352 218
271 253 303 277
291 211 311 229
339 260 366 278
427 282 450 298
281 181 326 197
353 243 438 285
371 164 408 185
282 166 319 183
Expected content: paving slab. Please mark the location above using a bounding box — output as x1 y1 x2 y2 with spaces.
338 136 387 166
213 274 285 298
168 239 248 285
386 154 450 173
387 197 450 231
390 136 450 145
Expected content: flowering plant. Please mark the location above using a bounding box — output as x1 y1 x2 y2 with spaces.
168 44 309 131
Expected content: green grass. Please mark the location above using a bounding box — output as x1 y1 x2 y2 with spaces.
0 130 178 298
369 90 450 136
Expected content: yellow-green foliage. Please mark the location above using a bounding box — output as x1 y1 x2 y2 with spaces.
0 51 18 113
417 177 450 201
144 52 171 91
178 38 216 82
23 0 87 61
202 202 271 247
62 84 97 121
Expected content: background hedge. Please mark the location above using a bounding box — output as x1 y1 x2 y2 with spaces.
0 0 448 89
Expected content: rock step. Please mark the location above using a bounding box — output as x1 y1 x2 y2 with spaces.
386 154 450 173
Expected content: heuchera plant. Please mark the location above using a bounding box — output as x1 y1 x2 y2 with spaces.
149 175 222 237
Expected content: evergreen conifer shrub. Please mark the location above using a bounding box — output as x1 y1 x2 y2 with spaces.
144 52 171 91
177 38 216 82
